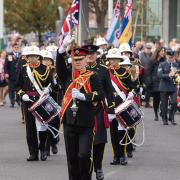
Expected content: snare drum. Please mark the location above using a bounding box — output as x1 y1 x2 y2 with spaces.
115 100 143 128
28 94 61 124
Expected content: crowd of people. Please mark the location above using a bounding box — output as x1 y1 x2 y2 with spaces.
0 35 179 180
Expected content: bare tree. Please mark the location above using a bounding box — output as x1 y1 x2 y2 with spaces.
89 0 108 35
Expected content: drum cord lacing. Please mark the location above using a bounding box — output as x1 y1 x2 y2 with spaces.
119 118 145 147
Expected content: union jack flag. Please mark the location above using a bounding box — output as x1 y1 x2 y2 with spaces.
59 0 79 46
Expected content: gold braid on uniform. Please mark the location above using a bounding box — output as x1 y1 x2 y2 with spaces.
114 69 130 79
113 69 130 91
32 67 50 89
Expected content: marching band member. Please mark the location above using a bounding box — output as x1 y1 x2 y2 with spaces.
95 37 109 65
40 49 61 156
15 46 53 161
119 43 139 158
157 49 179 125
56 35 104 180
107 48 128 166
83 44 115 180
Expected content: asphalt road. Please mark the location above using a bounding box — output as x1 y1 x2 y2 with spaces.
0 102 180 180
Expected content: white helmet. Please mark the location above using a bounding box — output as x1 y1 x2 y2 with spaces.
96 37 108 46
26 46 42 57
119 43 132 55
106 48 121 59
40 49 54 60
21 46 29 56
119 55 132 66
46 45 58 52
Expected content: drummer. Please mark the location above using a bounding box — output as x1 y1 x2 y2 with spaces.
15 46 53 161
40 49 61 156
119 43 139 158
107 48 134 165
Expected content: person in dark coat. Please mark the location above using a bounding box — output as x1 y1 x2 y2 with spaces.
149 47 166 121
157 49 179 125
56 37 104 180
4 43 21 107
139 43 153 107
83 44 115 180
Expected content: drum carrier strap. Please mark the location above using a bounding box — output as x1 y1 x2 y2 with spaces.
26 66 60 138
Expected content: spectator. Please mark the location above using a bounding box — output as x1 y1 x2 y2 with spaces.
149 47 166 120
0 51 8 106
4 43 21 107
139 43 153 107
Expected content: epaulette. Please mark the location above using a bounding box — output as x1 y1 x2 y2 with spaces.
100 64 108 69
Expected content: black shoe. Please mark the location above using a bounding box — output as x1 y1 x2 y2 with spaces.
171 120 177 126
10 104 14 108
40 151 47 161
110 158 120 165
46 150 50 156
51 144 58 154
127 151 133 158
96 169 104 180
154 116 159 121
163 119 168 125
120 157 128 166
27 154 39 161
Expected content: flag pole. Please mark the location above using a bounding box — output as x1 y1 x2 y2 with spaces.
132 0 141 43
70 0 79 117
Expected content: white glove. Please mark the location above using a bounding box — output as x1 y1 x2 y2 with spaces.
127 91 134 100
58 46 66 54
68 57 72 64
22 94 31 102
108 114 116 122
63 33 75 47
43 87 50 94
72 88 86 101
58 34 75 54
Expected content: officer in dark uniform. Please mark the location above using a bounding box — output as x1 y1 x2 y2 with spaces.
4 43 21 107
83 45 115 180
157 49 179 125
56 45 104 180
15 46 53 161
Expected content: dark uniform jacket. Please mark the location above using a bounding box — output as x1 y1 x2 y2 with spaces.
109 67 137 107
15 63 53 101
87 63 115 113
157 61 179 92
4 52 21 81
56 52 104 128
149 58 165 92
87 62 115 144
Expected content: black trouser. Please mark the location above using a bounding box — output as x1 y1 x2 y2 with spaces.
152 92 161 117
8 80 16 105
144 85 151 105
23 101 47 156
160 91 177 121
110 119 126 159
93 143 105 172
46 116 60 151
63 124 93 180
